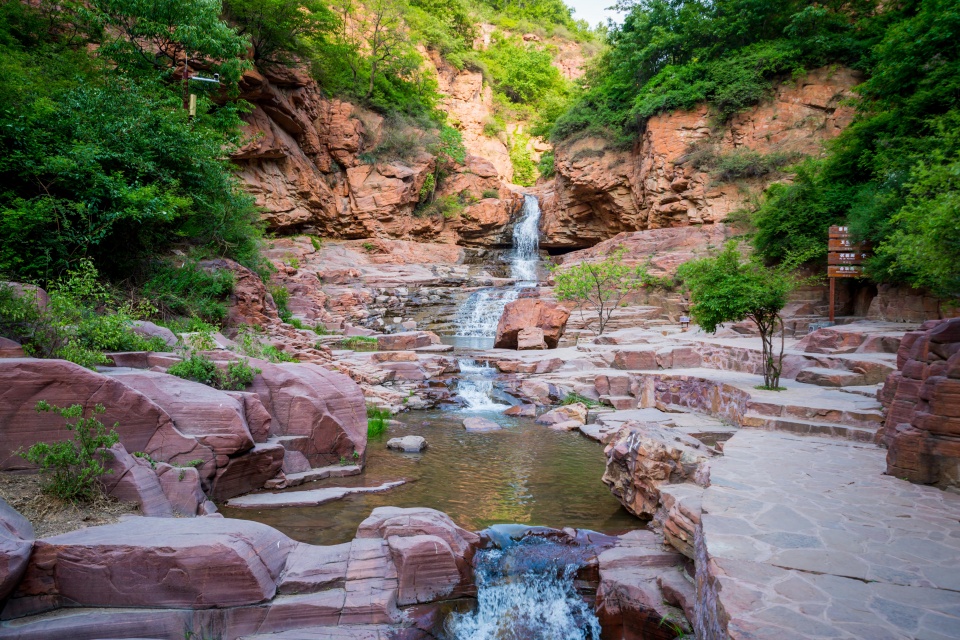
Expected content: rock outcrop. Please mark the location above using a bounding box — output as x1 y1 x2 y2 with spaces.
538 67 860 249
0 498 33 602
602 421 716 519
880 317 960 489
233 66 521 246
494 298 570 349
0 506 480 639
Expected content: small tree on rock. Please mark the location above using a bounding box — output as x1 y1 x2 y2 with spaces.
677 242 795 389
553 249 664 335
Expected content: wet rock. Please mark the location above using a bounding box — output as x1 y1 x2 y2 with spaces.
387 436 427 452
503 404 536 417
377 332 432 351
494 299 570 350
209 443 285 501
602 422 715 519
536 403 587 426
462 417 501 433
0 498 34 601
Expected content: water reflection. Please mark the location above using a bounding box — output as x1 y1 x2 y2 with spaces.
220 409 639 545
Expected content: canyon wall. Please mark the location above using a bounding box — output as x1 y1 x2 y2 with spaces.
537 67 860 249
233 65 522 247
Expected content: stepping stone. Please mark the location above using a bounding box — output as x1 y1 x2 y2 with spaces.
462 417 501 432
284 465 362 488
225 480 405 509
386 436 427 452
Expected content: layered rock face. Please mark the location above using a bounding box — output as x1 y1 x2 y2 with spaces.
880 318 960 489
233 66 521 245
538 67 860 249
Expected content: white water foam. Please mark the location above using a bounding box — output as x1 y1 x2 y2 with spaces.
455 194 541 337
457 359 509 411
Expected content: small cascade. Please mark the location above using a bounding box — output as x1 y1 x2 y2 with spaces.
457 359 509 411
445 530 603 640
455 194 541 338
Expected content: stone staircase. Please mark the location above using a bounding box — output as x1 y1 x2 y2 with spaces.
741 396 884 443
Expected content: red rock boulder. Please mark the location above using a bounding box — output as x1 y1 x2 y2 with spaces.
252 362 366 466
494 299 570 350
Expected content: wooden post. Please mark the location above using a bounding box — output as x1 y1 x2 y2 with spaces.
829 276 835 323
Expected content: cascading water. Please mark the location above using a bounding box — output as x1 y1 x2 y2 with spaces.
455 194 541 338
457 359 509 411
445 529 603 640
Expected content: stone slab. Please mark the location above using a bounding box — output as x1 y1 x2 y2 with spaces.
225 481 406 509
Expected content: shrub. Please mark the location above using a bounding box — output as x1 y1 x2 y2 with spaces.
309 236 323 251
339 336 378 351
367 405 390 437
509 133 538 186
233 326 297 362
560 392 598 408
21 401 120 503
481 189 500 199
142 261 234 324
687 144 800 182
168 354 260 390
0 261 171 369
269 285 292 322
537 150 556 179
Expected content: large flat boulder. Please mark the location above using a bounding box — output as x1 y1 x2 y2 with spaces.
252 362 367 467
104 369 256 458
494 299 570 350
0 359 207 472
6 517 296 617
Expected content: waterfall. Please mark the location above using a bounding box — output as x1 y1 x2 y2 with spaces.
445 533 602 640
457 359 509 411
455 194 541 337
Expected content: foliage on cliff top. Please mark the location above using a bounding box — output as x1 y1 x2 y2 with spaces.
552 0 891 143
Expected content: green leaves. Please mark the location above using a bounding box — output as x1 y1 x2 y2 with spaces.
23 401 120 503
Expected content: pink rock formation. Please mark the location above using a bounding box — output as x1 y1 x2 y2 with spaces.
494 299 571 349
880 318 960 489
0 498 33 601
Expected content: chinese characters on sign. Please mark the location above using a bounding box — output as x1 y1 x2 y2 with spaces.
827 226 871 321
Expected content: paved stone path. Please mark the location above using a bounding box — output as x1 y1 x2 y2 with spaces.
696 430 960 639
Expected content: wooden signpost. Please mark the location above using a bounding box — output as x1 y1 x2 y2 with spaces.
827 226 870 322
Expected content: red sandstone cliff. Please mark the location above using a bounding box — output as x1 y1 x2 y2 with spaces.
232 65 522 246
537 67 860 249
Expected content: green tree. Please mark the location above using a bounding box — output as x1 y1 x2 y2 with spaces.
553 249 656 335
223 0 337 65
678 242 795 389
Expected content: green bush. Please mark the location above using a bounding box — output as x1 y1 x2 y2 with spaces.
168 354 260 390
142 261 234 324
21 401 120 503
509 133 538 187
339 336 378 351
233 326 297 362
481 189 500 199
0 261 171 369
687 145 800 183
560 392 598 408
269 285 292 322
537 150 556 179
367 405 391 437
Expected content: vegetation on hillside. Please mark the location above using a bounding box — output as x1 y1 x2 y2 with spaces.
552 0 960 299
